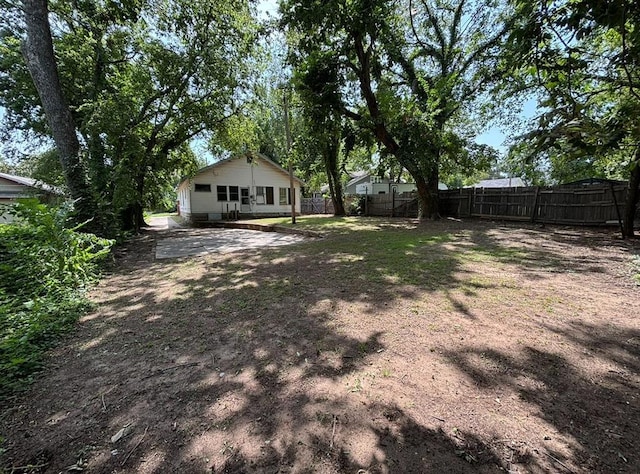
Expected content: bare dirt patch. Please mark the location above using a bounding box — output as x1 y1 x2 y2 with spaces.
1 219 639 473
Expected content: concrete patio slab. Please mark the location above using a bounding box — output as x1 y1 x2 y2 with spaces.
155 228 307 259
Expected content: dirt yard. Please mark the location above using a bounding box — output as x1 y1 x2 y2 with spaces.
1 218 639 473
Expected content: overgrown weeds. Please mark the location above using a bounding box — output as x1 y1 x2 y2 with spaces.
0 199 113 399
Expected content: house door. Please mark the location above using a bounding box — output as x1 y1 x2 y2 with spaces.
240 188 251 213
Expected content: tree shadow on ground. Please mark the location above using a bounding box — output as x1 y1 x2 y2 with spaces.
443 320 640 472
465 223 634 277
0 219 636 473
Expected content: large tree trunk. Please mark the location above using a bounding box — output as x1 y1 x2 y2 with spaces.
121 171 147 231
327 171 346 216
425 164 440 219
414 168 440 219
623 148 640 238
121 203 145 232
324 130 346 216
21 0 95 224
415 175 430 219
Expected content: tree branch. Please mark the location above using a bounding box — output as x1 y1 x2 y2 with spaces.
621 5 640 101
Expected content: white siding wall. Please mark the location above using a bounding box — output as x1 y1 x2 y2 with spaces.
355 182 417 195
184 156 301 216
0 178 29 197
1 177 29 223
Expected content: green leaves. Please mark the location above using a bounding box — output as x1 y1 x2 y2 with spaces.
1 0 260 233
282 0 515 217
504 0 640 189
0 200 113 398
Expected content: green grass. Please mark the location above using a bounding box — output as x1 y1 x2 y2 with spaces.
253 216 385 233
258 216 580 292
145 211 178 218
258 217 467 289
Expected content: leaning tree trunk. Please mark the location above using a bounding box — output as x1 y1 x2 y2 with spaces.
21 0 95 224
623 148 640 238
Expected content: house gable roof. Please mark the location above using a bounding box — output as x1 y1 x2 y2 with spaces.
179 152 305 188
0 172 64 196
345 173 371 188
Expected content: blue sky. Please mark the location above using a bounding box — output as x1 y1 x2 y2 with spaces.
257 0 278 17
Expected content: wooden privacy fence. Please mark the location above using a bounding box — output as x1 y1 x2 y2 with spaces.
440 183 628 226
300 196 362 215
361 182 631 227
365 194 418 217
300 197 335 215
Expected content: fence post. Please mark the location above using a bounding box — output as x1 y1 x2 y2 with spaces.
469 188 474 216
365 189 369 215
391 190 395 217
531 186 540 223
609 182 625 238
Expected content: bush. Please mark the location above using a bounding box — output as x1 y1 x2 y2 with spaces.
0 199 113 398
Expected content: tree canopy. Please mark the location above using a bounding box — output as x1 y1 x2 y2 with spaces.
281 0 510 218
503 0 640 236
1 0 639 235
2 0 259 233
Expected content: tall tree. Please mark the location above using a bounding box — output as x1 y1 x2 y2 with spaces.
3 0 258 232
282 0 513 218
293 50 347 215
20 0 95 224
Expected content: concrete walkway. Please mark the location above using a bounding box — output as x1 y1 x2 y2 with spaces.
147 215 184 230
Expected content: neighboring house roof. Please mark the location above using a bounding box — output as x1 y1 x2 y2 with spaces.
0 172 64 198
319 172 449 194
178 152 305 188
562 178 626 186
345 172 374 189
472 177 526 188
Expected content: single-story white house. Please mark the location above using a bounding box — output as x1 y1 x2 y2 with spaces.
469 177 526 188
0 172 63 223
176 153 304 223
349 173 448 195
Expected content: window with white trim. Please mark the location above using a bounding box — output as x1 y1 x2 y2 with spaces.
279 187 291 205
216 185 241 202
255 186 274 205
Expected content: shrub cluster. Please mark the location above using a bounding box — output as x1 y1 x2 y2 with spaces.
0 199 113 399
